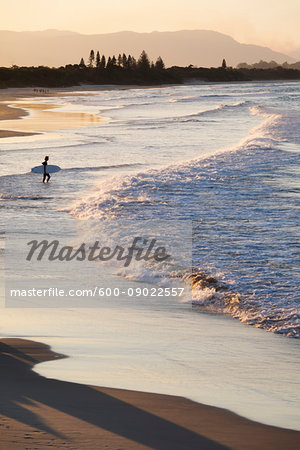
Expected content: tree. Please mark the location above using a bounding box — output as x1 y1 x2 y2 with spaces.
89 50 95 68
100 55 106 70
222 58 227 69
155 56 165 70
122 53 128 68
96 51 100 68
117 54 122 66
127 55 132 69
138 50 151 71
79 57 85 68
111 55 117 66
131 56 137 69
106 56 112 69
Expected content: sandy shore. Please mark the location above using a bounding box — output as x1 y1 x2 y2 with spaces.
0 85 170 138
0 93 33 138
0 87 102 138
0 338 299 449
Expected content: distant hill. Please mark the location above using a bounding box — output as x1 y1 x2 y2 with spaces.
289 48 300 61
0 29 294 68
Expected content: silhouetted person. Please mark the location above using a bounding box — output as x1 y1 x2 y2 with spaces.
42 156 51 183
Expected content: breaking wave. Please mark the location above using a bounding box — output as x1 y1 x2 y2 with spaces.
67 103 300 338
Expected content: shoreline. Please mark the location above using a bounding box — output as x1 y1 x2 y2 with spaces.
0 338 300 449
0 83 300 448
1 81 299 139
0 92 33 138
0 87 104 139
0 88 54 138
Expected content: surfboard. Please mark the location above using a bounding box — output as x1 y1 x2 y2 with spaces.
31 165 61 174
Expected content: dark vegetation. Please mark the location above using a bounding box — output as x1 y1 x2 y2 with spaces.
237 60 300 70
0 50 300 88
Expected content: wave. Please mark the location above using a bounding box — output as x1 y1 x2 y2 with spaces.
0 193 53 201
0 135 114 155
115 101 248 127
168 93 235 103
188 271 300 338
250 105 300 143
67 105 278 221
67 103 300 338
168 91 272 103
66 135 277 221
63 163 143 173
180 101 247 121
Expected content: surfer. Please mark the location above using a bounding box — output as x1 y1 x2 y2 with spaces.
42 156 51 183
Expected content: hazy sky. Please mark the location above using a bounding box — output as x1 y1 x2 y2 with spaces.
1 0 299 52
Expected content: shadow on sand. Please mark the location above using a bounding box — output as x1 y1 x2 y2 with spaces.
0 339 228 449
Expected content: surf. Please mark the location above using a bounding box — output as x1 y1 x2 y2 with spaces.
67 99 300 338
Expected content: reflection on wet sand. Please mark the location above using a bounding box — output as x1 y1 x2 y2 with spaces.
0 101 102 134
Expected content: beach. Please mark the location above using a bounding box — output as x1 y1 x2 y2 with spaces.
1 82 300 448
0 88 103 139
1 338 300 449
0 89 33 138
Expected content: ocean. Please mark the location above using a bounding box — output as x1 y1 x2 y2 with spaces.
1 82 300 430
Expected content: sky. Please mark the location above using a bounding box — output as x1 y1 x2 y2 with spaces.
1 0 299 53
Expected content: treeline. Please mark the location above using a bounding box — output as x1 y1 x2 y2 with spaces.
237 60 300 70
68 49 173 84
171 66 300 82
0 50 177 88
80 49 165 71
1 50 300 88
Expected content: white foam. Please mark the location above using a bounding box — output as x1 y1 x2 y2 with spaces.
66 99 300 338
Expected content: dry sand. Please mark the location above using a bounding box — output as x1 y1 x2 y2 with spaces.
0 338 299 450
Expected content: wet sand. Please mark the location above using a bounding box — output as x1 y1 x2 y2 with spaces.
0 338 299 449
0 96 33 138
0 88 102 138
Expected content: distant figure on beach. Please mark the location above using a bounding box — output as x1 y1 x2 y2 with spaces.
42 156 51 183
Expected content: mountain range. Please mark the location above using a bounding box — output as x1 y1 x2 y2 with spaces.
0 29 295 68
289 47 300 61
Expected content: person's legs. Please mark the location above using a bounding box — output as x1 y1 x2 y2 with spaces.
43 173 46 183
47 173 51 182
